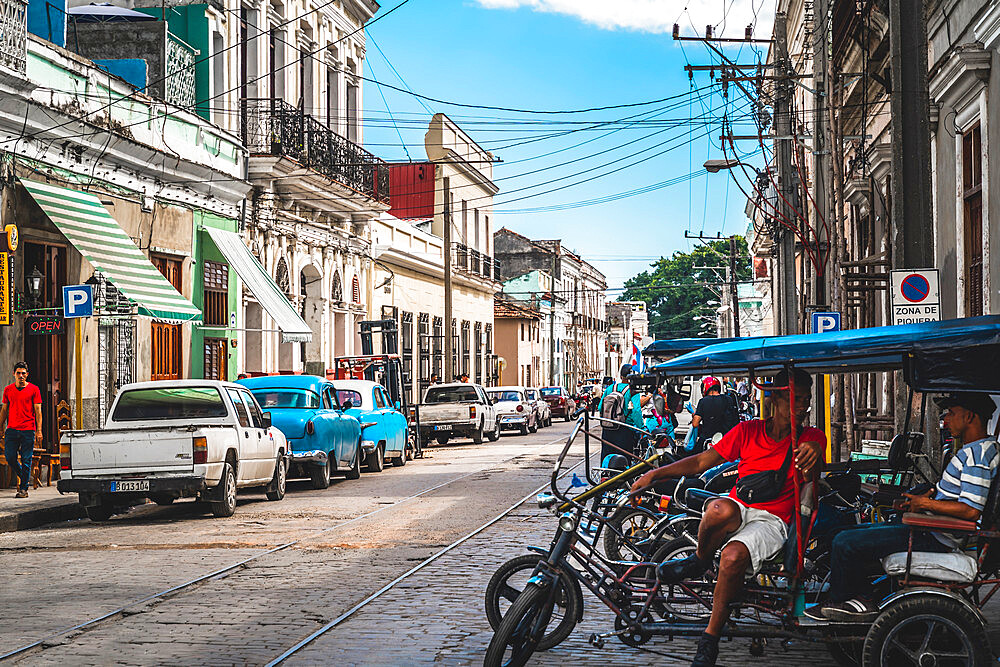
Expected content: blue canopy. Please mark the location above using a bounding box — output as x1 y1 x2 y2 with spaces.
652 316 1000 392
644 337 749 359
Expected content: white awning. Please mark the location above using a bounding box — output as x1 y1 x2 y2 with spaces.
202 227 312 343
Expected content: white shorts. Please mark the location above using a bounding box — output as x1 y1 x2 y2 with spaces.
722 501 788 575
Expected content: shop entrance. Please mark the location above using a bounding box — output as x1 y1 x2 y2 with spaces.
22 242 67 450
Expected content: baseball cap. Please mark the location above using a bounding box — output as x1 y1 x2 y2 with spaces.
934 392 997 424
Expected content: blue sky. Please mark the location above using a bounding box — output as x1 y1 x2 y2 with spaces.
364 0 773 288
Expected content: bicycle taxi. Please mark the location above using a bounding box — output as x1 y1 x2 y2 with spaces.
484 315 1000 667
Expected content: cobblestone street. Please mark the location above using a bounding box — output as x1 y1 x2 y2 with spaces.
1 421 996 666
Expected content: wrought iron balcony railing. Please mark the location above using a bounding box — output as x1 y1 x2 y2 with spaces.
243 98 390 204
0 0 26 74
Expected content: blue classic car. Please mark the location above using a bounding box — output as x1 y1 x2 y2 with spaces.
330 379 408 472
237 376 362 489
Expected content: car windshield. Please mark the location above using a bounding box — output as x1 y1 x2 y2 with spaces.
489 391 523 402
112 387 228 421
424 386 479 403
335 390 363 408
250 389 321 409
540 387 561 397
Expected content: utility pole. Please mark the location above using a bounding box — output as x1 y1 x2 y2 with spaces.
729 236 741 337
888 0 933 270
443 176 453 381
549 250 556 385
813 0 830 309
774 12 799 334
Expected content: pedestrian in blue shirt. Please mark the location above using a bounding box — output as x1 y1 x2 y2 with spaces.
808 392 998 622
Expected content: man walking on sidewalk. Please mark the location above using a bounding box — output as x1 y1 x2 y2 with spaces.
2 362 43 498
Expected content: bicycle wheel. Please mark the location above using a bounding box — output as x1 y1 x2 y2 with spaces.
485 554 581 650
484 582 553 667
603 504 660 562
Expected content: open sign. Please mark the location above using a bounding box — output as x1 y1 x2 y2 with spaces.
27 315 64 335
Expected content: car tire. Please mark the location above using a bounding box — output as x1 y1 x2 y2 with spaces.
436 435 449 446
265 455 286 501
310 456 332 490
149 493 175 506
528 417 538 433
472 422 484 444
85 500 113 522
345 442 362 480
366 443 385 473
391 448 406 467
487 420 501 442
519 423 529 436
210 462 237 518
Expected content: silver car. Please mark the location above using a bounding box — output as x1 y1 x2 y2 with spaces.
525 387 551 428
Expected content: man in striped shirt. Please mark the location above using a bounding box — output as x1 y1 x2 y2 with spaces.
809 392 998 622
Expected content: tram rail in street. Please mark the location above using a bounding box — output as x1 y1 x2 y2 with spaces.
1 434 573 663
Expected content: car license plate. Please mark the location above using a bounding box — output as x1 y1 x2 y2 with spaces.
502 416 517 422
112 480 150 492
434 425 451 432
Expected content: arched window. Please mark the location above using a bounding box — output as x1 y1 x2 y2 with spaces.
351 275 360 303
275 257 290 296
331 271 343 302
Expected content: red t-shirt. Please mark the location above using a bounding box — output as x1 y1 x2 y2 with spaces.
713 419 826 523
3 383 41 431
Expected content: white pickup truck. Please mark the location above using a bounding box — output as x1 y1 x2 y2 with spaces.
418 382 500 446
58 380 288 521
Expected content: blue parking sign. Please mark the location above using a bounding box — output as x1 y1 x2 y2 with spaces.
811 311 841 334
63 284 93 318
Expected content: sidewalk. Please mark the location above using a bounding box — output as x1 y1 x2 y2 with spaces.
0 483 84 533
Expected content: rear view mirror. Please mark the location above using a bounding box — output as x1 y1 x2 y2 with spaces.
394 400 401 411
676 384 692 401
262 412 272 429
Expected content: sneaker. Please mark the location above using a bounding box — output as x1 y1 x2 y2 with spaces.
691 632 720 667
802 604 829 621
15 489 27 498
819 598 878 622
656 554 709 584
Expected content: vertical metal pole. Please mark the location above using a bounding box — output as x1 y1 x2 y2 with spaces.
774 12 798 334
443 176 453 381
729 236 741 337
823 374 832 463
75 319 83 429
549 251 556 385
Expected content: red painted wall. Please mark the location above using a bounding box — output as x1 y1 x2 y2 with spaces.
388 163 436 219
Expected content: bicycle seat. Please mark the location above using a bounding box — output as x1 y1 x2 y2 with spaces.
684 487 718 513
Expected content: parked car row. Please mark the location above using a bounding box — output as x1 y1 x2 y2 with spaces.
58 375 413 522
57 376 583 522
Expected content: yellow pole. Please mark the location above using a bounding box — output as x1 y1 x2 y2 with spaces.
75 319 83 429
823 374 832 462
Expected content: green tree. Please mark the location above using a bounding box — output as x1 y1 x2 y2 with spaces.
619 237 752 339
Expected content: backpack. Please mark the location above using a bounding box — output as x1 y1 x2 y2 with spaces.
600 383 631 430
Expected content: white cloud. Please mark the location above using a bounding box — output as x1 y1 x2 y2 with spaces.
475 0 774 37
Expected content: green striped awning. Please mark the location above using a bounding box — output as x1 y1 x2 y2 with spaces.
20 179 202 323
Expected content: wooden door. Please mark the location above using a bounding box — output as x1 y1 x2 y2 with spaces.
204 338 228 380
150 255 182 380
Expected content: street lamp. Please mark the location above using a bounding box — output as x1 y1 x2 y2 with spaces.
703 158 747 173
27 266 43 307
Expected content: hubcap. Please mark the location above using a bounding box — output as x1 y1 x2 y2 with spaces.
226 472 236 508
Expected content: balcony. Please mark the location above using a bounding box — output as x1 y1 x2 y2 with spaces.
0 0 27 74
451 243 498 281
243 98 389 204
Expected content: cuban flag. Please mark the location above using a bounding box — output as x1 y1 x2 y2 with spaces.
630 340 644 374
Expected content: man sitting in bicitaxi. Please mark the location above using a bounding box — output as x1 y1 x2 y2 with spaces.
630 369 824 667
808 392 998 622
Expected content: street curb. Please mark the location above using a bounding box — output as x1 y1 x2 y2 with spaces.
0 498 86 533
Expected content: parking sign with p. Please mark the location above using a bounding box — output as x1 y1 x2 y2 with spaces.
63 284 93 318
811 312 841 334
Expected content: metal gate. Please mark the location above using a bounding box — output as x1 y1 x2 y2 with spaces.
93 274 136 427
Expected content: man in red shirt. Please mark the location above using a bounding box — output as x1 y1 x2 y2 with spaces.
2 361 43 498
631 369 825 667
